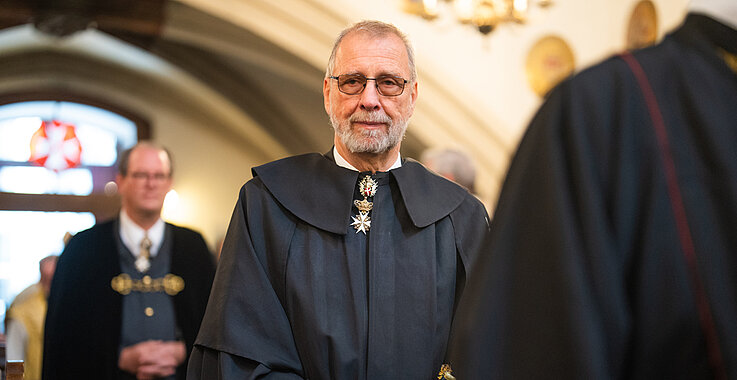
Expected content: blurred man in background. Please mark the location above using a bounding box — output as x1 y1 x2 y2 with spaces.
421 147 477 194
43 142 215 380
5 255 57 380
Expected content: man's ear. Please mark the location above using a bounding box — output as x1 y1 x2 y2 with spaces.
323 77 332 114
408 80 418 114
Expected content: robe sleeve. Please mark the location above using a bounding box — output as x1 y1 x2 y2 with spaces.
449 194 491 286
447 63 642 379
43 241 74 380
187 345 303 379
187 180 305 379
43 224 123 380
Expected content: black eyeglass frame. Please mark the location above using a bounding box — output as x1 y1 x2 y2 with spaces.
329 74 409 96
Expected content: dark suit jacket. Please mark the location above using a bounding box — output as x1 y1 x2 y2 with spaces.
43 219 216 380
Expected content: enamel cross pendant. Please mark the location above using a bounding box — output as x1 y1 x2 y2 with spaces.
351 212 371 234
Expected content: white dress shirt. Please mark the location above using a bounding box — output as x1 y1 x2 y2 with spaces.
119 210 165 258
333 146 402 172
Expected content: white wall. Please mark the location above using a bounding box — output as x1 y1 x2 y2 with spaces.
205 0 690 208
155 113 260 251
356 0 689 147
0 1 693 248
185 0 661 241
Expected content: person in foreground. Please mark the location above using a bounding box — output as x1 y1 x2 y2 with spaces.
447 1 737 379
43 142 216 380
188 20 489 380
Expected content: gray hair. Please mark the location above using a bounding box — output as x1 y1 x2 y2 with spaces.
325 20 417 82
421 148 477 193
117 141 174 177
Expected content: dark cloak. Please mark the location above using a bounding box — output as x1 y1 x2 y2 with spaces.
447 14 737 380
187 153 489 380
43 220 216 380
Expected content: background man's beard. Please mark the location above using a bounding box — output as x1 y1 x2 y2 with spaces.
331 110 408 154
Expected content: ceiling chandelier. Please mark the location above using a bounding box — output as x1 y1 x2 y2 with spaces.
402 0 553 35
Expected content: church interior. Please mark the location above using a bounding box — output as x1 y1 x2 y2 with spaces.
0 0 690 368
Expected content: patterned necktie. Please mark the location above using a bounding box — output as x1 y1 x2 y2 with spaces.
135 235 152 273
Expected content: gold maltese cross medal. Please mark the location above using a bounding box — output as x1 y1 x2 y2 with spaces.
351 175 377 234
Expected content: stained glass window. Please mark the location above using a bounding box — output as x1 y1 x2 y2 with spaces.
0 100 140 331
0 100 137 195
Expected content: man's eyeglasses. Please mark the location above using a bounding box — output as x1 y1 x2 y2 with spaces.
329 74 408 96
129 172 170 182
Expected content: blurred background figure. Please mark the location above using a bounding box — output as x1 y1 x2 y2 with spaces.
43 142 215 380
421 148 477 194
4 255 57 380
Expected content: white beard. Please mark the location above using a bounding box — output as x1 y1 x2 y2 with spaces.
331 109 408 154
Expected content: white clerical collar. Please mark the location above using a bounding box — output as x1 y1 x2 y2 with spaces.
333 146 402 172
119 210 165 258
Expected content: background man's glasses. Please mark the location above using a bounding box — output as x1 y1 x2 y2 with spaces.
129 172 170 182
329 74 408 96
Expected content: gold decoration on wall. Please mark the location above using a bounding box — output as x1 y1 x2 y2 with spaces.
525 35 575 97
626 0 659 50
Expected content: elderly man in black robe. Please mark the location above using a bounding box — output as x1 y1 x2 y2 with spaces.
187 20 489 380
447 1 737 379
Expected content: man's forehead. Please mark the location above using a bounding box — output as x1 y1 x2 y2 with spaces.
129 147 170 169
334 32 409 70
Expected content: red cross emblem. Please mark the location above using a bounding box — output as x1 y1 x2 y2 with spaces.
29 120 83 172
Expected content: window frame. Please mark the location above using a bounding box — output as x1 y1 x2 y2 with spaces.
0 91 151 221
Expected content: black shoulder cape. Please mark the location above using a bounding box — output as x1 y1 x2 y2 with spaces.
189 152 489 380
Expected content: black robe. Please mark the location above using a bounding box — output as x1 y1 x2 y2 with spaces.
43 220 216 380
447 14 737 380
187 153 489 380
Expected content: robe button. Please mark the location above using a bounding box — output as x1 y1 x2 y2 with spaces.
145 307 154 317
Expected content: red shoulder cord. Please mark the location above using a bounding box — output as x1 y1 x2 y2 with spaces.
620 52 727 380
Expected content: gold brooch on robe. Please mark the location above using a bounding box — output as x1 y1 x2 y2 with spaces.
351 175 377 234
111 273 185 296
437 364 456 380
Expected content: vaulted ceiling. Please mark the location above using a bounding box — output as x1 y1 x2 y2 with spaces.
0 0 427 160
